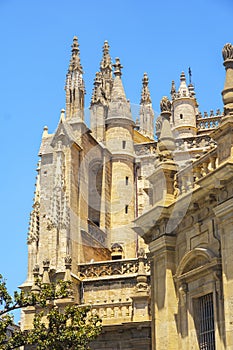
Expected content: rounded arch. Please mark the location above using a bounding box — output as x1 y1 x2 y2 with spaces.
176 247 216 278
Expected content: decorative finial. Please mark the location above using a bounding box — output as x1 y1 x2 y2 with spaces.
158 96 175 155
65 255 72 269
170 80 176 99
135 248 148 292
222 43 233 117
42 125 49 138
188 83 196 97
91 71 105 105
180 71 186 82
72 36 79 56
60 109 65 121
68 36 83 73
33 265 40 278
113 57 123 77
222 43 233 61
100 40 112 71
140 73 152 104
31 265 41 294
43 259 50 269
42 259 50 284
64 256 73 295
160 96 171 113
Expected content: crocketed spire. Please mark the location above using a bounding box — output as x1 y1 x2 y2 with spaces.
140 73 151 104
177 72 189 97
68 36 83 74
107 57 133 121
139 73 154 139
90 71 105 105
170 80 176 100
100 40 112 73
110 57 127 102
65 36 85 120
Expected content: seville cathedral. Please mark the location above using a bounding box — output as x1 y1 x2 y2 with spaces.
20 37 233 349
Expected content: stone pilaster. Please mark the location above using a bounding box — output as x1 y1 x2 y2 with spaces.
149 235 178 350
214 197 233 348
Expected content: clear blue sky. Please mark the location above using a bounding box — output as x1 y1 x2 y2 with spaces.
0 0 232 320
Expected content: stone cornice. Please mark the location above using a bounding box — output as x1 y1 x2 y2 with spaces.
213 197 233 219
149 235 176 255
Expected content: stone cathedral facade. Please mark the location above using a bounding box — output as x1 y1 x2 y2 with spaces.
21 37 233 349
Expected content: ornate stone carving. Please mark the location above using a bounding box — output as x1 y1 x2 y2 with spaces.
222 43 233 61
140 73 152 104
48 145 70 231
43 258 50 269
155 115 162 139
65 255 72 268
78 258 150 279
160 96 171 113
111 243 123 254
137 247 145 258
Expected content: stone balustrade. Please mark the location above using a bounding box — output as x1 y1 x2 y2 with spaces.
89 301 133 325
174 148 218 197
175 134 216 152
197 113 222 131
78 257 150 279
134 142 157 156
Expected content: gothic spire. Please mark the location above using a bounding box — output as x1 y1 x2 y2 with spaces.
100 40 112 73
90 71 105 105
68 36 83 74
65 36 85 120
110 57 127 102
158 96 175 154
139 73 154 139
107 57 132 121
140 73 151 104
170 80 176 100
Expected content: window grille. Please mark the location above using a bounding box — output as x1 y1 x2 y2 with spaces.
195 293 215 350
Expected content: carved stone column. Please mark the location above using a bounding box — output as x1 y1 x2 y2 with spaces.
222 43 233 119
212 43 233 164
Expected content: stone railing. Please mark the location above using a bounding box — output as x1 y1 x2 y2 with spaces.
174 148 218 197
89 301 133 325
134 142 157 156
197 113 222 131
87 220 107 246
175 134 216 152
78 258 150 279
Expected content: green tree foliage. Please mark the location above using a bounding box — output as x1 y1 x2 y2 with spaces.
0 274 102 349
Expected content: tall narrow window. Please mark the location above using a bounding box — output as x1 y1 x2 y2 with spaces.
122 140 126 149
126 176 129 185
194 293 215 350
125 205 128 214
